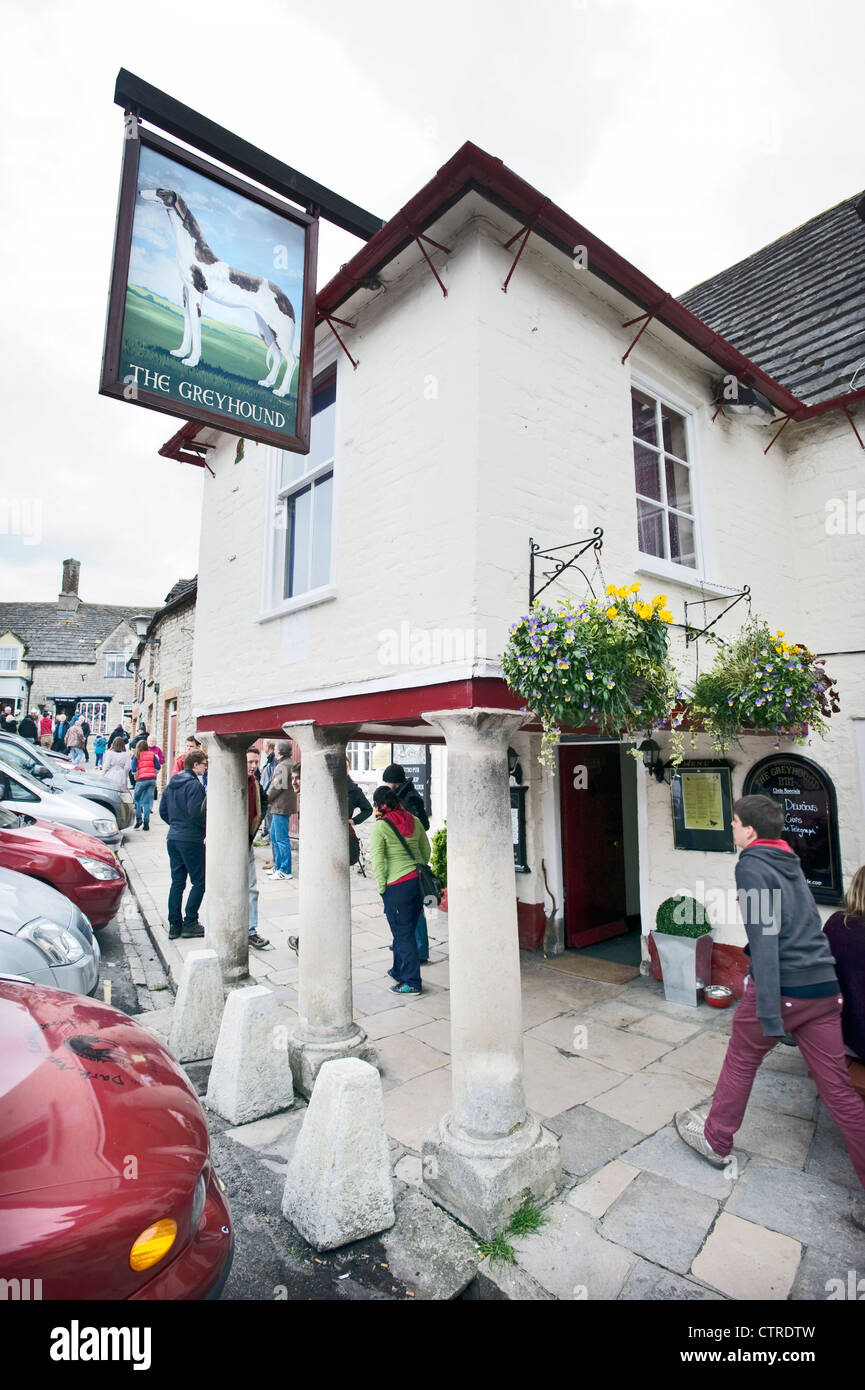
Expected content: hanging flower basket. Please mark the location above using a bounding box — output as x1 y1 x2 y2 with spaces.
502 584 680 767
690 619 840 753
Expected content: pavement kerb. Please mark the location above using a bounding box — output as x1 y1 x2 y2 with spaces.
117 841 183 993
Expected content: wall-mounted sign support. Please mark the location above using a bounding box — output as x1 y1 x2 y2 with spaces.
684 586 751 646
529 529 604 606
113 70 384 240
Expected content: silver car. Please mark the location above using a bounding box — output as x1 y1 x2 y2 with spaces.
0 865 100 996
0 733 135 830
0 759 120 846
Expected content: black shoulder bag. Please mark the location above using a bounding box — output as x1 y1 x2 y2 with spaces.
382 817 443 907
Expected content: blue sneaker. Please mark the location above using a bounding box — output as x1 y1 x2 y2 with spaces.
390 983 422 995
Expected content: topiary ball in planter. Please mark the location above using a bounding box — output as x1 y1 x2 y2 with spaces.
651 896 713 1006
655 895 711 939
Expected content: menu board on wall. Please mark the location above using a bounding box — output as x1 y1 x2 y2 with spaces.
743 754 842 904
671 762 735 852
391 743 431 815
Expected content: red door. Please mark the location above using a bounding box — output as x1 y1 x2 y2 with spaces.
559 744 628 948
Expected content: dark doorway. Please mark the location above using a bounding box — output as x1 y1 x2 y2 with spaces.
559 743 630 949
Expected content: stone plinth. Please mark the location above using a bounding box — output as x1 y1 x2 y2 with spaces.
206 985 294 1124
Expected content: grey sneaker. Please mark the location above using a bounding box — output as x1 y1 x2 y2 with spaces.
674 1109 728 1168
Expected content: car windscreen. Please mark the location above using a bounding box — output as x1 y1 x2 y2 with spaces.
0 759 50 795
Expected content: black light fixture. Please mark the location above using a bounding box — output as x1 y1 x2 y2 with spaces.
507 747 523 784
638 738 670 784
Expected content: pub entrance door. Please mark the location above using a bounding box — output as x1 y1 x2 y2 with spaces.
558 742 632 949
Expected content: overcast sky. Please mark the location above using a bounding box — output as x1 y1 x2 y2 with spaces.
1 0 862 607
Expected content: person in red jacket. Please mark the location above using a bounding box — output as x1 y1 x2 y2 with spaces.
131 735 163 830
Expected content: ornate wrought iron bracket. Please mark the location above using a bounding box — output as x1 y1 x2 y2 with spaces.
684 586 751 645
529 529 604 606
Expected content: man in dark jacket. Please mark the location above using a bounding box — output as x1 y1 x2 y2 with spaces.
676 795 865 1200
17 710 38 743
159 749 207 939
382 763 431 963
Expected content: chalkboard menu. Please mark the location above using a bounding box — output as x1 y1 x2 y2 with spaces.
391 743 431 816
743 755 842 904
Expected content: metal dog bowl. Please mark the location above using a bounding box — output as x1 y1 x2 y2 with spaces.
703 984 733 1009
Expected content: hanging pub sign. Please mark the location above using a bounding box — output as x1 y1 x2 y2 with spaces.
100 128 318 453
743 754 843 904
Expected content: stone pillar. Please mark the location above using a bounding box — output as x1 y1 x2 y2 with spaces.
419 708 561 1238
283 722 372 1095
201 733 251 986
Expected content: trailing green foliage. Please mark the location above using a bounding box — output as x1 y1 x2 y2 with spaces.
430 821 447 888
502 584 680 768
690 619 839 753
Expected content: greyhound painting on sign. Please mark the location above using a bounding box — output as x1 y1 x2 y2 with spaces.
104 134 316 451
138 188 297 398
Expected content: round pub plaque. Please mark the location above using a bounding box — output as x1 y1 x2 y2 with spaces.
743 754 842 904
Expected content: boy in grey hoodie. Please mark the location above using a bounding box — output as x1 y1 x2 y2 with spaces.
676 795 865 1202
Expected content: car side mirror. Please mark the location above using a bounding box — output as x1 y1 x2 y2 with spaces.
33 764 52 780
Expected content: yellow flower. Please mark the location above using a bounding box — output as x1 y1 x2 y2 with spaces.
776 630 785 638
629 582 641 593
606 606 618 619
652 594 668 608
659 609 674 623
606 584 617 595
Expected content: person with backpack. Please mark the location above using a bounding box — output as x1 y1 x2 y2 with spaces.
675 794 865 1214
368 785 431 996
131 735 163 830
93 733 108 769
382 762 431 962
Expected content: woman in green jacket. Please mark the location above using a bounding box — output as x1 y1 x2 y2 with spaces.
370 786 430 995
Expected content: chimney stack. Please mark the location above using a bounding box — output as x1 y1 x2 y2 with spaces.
58 558 81 613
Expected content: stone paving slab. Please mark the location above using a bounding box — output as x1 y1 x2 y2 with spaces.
522 1037 627 1118
618 1257 724 1301
733 1102 814 1168
545 1104 645 1178
375 1032 450 1083
407 1017 452 1054
587 1070 713 1135
647 1030 730 1083
583 998 649 1029
380 1188 478 1300
805 1100 862 1192
791 1244 860 1302
691 1213 801 1300
626 1013 702 1044
513 1201 637 1300
361 1003 442 1040
620 1125 746 1200
749 1068 819 1120
566 1159 640 1218
725 1158 865 1263
600 1171 719 1275
473 1258 554 1300
383 1066 453 1152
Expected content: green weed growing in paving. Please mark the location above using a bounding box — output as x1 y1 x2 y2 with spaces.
477 1196 549 1263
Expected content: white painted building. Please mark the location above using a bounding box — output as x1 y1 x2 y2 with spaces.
164 146 864 1232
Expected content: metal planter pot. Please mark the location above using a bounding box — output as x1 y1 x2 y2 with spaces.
651 930 713 1007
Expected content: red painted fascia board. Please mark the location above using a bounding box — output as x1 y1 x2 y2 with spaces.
158 420 212 467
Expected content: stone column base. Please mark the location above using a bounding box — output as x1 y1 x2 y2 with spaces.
288 1023 377 1097
420 1112 562 1240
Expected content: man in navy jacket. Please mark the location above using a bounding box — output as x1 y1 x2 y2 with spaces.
160 749 207 939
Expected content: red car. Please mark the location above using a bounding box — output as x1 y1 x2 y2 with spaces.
0 978 233 1299
0 805 126 927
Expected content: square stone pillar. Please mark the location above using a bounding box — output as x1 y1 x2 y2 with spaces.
419 708 561 1238
283 721 373 1095
201 733 251 987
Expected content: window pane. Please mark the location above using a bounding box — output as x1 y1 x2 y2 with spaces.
285 486 312 598
637 499 665 558
634 445 661 501
665 458 692 512
669 512 697 567
278 450 306 490
661 405 688 459
0 647 17 671
632 389 657 445
310 474 333 590
307 400 335 473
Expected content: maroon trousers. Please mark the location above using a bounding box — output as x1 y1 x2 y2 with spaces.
703 978 865 1190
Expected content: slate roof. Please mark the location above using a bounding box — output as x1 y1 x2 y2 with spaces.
162 578 197 610
679 192 865 407
0 603 158 665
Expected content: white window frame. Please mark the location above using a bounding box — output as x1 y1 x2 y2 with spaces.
104 651 129 679
259 368 338 623
0 646 19 673
630 372 708 587
348 740 376 774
